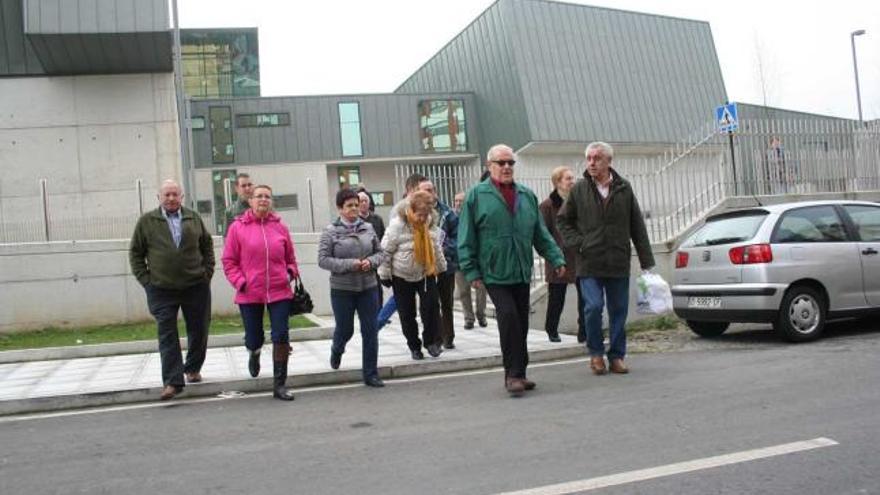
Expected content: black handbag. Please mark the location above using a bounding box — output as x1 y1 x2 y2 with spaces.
289 276 314 315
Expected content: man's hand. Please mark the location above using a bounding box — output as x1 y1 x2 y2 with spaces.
555 266 567 278
357 259 372 272
471 279 484 290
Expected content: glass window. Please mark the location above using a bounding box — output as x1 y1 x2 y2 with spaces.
191 116 206 130
843 205 880 242
211 169 237 234
338 166 360 189
371 192 393 207
209 106 234 164
773 206 847 243
274 194 299 210
236 113 290 128
338 102 363 157
684 212 768 247
181 29 260 98
418 99 467 153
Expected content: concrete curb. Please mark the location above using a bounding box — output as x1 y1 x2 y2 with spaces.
0 326 335 364
0 344 586 416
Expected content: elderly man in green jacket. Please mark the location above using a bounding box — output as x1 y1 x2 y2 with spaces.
557 142 654 376
458 144 566 397
130 180 215 400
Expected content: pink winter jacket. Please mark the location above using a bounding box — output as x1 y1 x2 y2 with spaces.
222 210 299 304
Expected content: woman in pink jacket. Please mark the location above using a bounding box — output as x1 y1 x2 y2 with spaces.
222 185 299 401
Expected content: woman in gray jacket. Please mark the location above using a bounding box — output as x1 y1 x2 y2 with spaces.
318 189 386 387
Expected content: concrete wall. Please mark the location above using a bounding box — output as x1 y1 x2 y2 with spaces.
0 232 331 333
0 73 181 242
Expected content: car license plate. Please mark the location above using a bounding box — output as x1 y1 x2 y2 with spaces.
687 296 721 309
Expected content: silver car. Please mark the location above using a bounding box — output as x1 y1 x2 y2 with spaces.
672 200 880 341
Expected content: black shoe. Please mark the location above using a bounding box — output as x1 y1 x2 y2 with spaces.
426 344 443 358
364 376 385 388
547 332 561 343
443 342 455 350
330 350 342 370
411 349 425 360
464 321 475 330
248 349 261 378
478 317 488 327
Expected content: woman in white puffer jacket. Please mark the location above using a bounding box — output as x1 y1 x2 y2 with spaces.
378 191 447 360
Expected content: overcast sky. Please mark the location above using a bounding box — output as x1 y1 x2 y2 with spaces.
177 0 880 121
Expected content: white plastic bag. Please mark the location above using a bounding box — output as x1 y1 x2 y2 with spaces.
636 272 673 315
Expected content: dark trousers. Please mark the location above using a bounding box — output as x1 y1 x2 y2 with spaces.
545 282 586 340
486 283 531 379
437 272 456 345
392 276 440 351
330 288 380 380
239 299 291 350
145 281 211 387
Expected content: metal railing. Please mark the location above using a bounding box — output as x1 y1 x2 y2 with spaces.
4 120 877 245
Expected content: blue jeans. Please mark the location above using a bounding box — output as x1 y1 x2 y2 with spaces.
239 299 291 351
579 276 630 360
330 288 380 380
376 294 397 329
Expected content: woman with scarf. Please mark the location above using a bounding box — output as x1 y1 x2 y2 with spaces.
222 184 299 401
378 190 447 360
318 188 386 388
539 167 586 343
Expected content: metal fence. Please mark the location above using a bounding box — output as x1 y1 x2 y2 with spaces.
615 119 880 244
4 120 878 245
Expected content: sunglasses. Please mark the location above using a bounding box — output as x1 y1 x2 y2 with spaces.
492 160 516 167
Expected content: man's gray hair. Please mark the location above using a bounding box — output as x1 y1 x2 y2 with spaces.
159 179 182 193
585 141 614 160
487 144 516 162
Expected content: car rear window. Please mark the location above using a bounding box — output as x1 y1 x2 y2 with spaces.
683 212 768 247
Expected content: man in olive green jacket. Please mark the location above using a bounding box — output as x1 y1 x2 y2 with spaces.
129 180 215 400
557 142 654 376
458 144 566 396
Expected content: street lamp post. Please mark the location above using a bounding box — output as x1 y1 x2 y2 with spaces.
851 29 866 123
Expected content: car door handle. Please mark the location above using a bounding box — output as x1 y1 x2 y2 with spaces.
862 247 878 256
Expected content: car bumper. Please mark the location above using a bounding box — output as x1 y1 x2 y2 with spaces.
671 283 786 322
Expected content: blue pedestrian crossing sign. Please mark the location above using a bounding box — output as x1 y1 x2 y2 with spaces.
716 103 738 133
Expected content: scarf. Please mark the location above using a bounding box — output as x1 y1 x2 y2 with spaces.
406 209 436 277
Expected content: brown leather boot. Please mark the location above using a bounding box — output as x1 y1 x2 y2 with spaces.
505 377 525 397
590 356 607 375
272 343 294 401
609 358 629 374
522 378 536 391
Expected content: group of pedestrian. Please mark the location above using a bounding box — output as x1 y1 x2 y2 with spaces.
129 139 654 401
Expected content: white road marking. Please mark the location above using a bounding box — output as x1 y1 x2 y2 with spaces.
0 358 590 423
493 437 839 495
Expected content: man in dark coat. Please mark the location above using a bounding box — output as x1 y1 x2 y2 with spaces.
557 142 654 375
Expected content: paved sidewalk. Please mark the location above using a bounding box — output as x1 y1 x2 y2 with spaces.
0 312 584 415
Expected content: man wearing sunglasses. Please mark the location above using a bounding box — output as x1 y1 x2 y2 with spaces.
458 144 566 397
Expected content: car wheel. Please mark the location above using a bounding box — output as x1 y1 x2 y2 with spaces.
686 320 730 337
774 285 826 342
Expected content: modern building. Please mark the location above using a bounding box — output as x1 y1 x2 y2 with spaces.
2 0 862 242
0 0 180 242
187 0 729 233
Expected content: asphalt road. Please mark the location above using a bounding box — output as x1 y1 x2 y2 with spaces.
1 320 879 495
